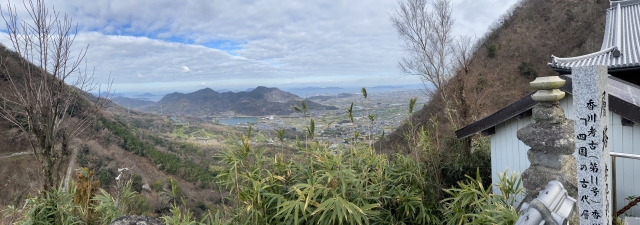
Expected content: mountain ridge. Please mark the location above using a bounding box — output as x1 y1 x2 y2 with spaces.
131 86 338 116
112 96 155 108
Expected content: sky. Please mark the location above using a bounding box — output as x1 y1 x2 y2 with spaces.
0 0 519 94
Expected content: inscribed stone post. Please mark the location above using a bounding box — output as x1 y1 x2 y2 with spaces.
573 65 611 225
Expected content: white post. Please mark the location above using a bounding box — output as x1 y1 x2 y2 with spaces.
573 65 612 224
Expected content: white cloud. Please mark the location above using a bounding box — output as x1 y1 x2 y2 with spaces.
0 0 519 92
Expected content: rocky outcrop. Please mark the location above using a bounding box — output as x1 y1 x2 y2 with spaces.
109 215 163 225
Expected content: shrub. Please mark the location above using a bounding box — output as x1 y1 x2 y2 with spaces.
487 44 497 58
100 118 146 156
152 180 164 192
93 179 148 224
441 170 523 225
214 130 444 224
162 204 231 225
131 174 143 193
100 117 215 187
476 74 487 91
2 176 151 225
518 62 538 80
77 144 90 167
440 135 492 190
565 9 575 21
8 185 81 225
97 169 114 188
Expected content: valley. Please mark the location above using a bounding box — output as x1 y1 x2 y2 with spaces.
40 86 427 217
134 88 428 150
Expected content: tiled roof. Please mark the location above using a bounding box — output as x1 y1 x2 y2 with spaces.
549 1 640 71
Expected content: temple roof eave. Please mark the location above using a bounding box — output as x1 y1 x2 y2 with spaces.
550 46 618 65
549 0 640 71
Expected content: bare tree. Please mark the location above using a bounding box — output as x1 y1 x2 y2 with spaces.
450 35 476 127
0 0 111 190
392 0 482 155
391 0 459 110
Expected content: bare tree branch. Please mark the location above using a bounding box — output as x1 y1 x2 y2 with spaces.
0 0 112 190
391 0 458 106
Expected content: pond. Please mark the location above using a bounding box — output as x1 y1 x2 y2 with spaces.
217 117 259 125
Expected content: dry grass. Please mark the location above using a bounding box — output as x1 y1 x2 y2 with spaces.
0 98 227 216
85 140 223 210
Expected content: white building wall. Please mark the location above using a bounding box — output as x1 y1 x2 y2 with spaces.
490 96 640 216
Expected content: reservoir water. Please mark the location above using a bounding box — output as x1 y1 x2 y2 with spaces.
217 117 259 125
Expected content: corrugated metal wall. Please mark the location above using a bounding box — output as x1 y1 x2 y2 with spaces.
490 96 640 216
490 107 533 206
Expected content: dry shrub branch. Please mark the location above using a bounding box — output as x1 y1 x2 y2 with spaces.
0 0 111 190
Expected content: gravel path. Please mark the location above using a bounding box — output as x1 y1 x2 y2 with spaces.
0 151 32 159
62 147 78 191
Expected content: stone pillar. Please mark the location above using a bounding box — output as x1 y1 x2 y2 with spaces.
517 76 578 223
573 65 611 224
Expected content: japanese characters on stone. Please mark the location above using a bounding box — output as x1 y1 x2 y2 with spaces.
573 65 611 225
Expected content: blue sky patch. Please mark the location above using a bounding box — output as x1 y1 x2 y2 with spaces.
201 40 243 56
162 36 195 45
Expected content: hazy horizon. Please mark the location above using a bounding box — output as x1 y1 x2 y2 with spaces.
105 82 427 102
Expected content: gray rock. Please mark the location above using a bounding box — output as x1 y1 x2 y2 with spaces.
109 215 164 225
516 120 575 155
522 163 578 199
530 76 566 90
532 89 566 102
527 150 572 169
532 103 566 124
142 183 152 192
